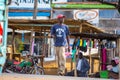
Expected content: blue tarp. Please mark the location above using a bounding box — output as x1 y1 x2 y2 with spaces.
9 12 50 17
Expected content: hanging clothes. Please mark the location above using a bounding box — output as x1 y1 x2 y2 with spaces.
91 40 93 48
82 39 87 52
72 38 76 50
76 39 80 47
89 40 93 48
101 48 107 70
78 39 87 52
93 39 96 48
79 39 83 47
72 38 88 52
87 40 90 48
83 40 86 47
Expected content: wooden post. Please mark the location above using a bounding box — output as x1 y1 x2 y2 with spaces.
33 0 38 19
89 40 91 74
11 29 15 54
79 24 82 33
91 57 94 73
74 21 82 77
30 0 37 55
98 39 101 71
71 55 73 71
43 29 46 56
116 38 119 56
30 31 35 55
11 29 15 60
117 38 120 79
48 33 51 57
89 30 92 74
50 0 53 19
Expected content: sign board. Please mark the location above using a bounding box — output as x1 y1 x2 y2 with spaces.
0 11 3 20
9 0 68 9
0 1 5 20
0 0 7 74
9 0 50 9
73 9 99 24
9 0 68 17
52 0 67 3
0 3 5 10
0 0 5 2
0 22 3 45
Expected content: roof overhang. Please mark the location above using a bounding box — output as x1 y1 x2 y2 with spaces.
71 33 120 40
8 19 105 33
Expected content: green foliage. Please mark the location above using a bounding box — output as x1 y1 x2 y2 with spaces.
15 38 24 53
18 41 24 53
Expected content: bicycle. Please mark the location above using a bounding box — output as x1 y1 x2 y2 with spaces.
28 56 44 75
3 55 45 75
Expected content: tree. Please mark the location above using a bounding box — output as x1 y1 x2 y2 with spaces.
97 0 120 13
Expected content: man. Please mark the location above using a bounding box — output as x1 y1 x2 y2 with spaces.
93 59 119 79
108 59 119 79
65 52 90 77
50 14 70 75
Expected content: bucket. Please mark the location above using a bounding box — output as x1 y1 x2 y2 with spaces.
100 70 108 79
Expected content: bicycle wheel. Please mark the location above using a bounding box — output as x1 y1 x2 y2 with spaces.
31 66 44 75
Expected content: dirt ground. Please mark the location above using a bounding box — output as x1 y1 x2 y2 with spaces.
0 73 109 80
43 58 99 75
43 58 74 75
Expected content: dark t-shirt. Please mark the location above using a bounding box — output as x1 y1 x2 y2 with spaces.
51 24 69 46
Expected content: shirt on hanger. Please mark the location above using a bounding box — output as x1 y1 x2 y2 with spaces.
77 59 82 71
